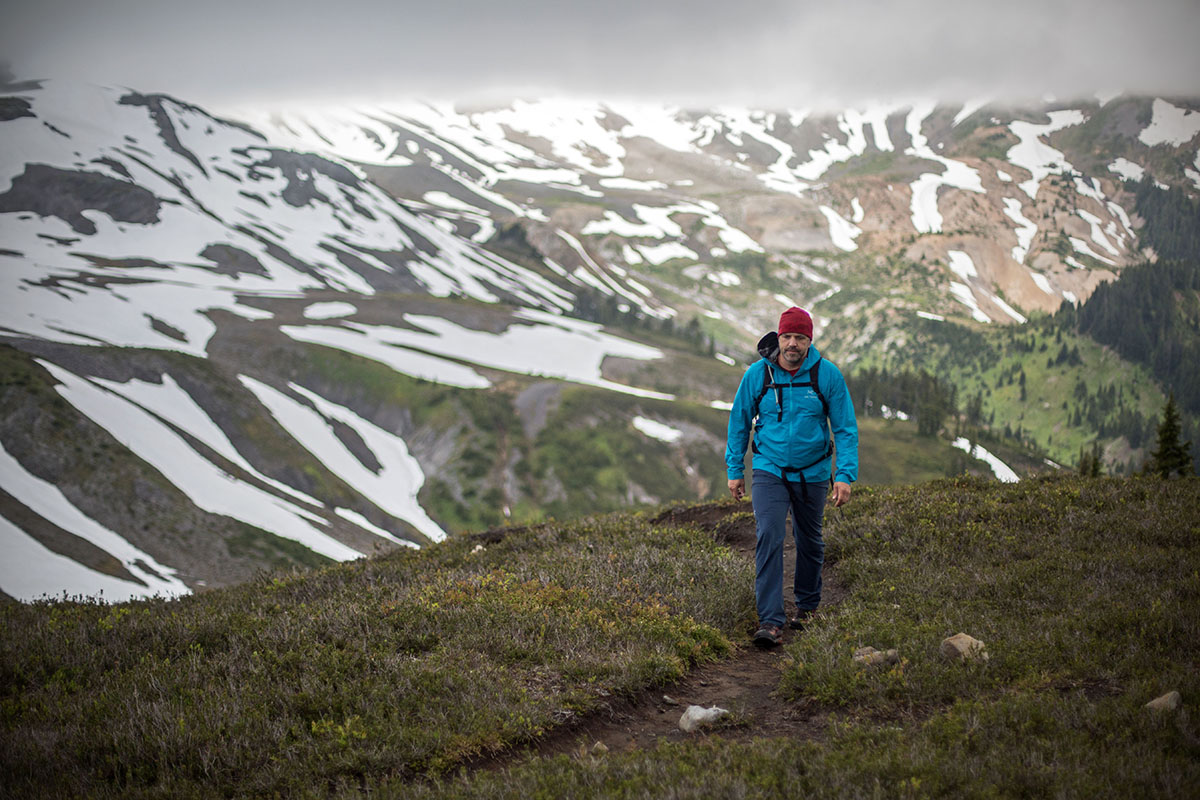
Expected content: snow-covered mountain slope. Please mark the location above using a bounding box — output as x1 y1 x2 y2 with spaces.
4 76 1197 602
1 79 730 602
237 95 1200 338
0 81 583 356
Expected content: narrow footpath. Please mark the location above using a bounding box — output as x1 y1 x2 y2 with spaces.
476 501 846 768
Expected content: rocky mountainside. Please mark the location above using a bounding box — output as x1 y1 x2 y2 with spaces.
2 74 1198 601
235 94 1200 353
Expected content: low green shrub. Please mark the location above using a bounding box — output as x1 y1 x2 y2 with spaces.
0 515 751 798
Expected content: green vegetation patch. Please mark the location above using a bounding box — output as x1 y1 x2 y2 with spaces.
0 514 750 798
854 417 970 484
783 476 1199 708
225 521 333 571
394 475 1200 800
401 689 1196 799
530 387 728 518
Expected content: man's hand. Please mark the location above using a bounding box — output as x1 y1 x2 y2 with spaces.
831 481 851 507
728 478 745 501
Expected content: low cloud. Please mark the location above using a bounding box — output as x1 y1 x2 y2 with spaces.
5 0 1199 110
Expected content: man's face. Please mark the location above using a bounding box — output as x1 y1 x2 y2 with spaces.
778 332 811 368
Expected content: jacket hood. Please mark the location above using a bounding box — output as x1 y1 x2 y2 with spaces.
756 331 779 362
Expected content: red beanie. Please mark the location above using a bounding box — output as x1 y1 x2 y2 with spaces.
778 307 813 339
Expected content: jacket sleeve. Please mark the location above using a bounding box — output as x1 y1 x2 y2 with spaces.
725 364 760 480
824 362 859 483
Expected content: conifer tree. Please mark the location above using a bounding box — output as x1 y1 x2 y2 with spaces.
1078 441 1103 477
1146 393 1193 478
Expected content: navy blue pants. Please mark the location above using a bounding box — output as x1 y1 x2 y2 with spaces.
751 469 827 628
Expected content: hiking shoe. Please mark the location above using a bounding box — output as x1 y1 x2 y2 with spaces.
752 625 783 647
789 609 815 630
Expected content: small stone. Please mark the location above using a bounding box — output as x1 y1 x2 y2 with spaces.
679 704 729 733
471 544 485 554
591 741 609 755
1145 690 1182 712
852 646 900 667
941 633 988 662
662 694 680 706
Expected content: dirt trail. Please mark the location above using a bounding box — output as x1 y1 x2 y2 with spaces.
479 501 843 767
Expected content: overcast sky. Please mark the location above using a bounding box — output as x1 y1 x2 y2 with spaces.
4 0 1199 111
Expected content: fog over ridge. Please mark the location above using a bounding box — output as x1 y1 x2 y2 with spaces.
3 0 1199 109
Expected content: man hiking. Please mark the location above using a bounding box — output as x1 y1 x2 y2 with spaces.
725 307 859 647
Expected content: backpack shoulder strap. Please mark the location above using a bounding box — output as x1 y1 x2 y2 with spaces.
808 359 829 419
752 358 828 421
751 362 775 420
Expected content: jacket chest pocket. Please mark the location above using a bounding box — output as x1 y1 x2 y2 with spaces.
759 384 822 422
791 387 826 423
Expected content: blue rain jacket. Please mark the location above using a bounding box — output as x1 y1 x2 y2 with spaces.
725 336 859 484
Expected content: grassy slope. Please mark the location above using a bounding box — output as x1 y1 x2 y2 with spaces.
0 516 751 798
855 416 981 485
3 476 1197 798
409 476 1200 799
834 314 1166 471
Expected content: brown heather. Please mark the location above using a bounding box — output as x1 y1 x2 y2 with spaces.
3 475 1199 799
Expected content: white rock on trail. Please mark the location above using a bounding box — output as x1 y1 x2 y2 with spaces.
679 704 729 733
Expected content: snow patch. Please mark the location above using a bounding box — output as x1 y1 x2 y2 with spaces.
1076 209 1122 257
1069 237 1117 266
281 324 492 388
953 99 989 127
1007 110 1085 199
241 378 445 543
906 103 986 233
304 302 357 320
1002 198 1038 264
1108 157 1145 183
632 416 682 443
819 206 862 252
423 191 490 215
991 295 1027 324
952 437 1019 482
1139 99 1200 147
638 241 698 265
0 440 191 602
599 177 668 191
41 362 362 562
947 250 978 280
949 282 991 323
